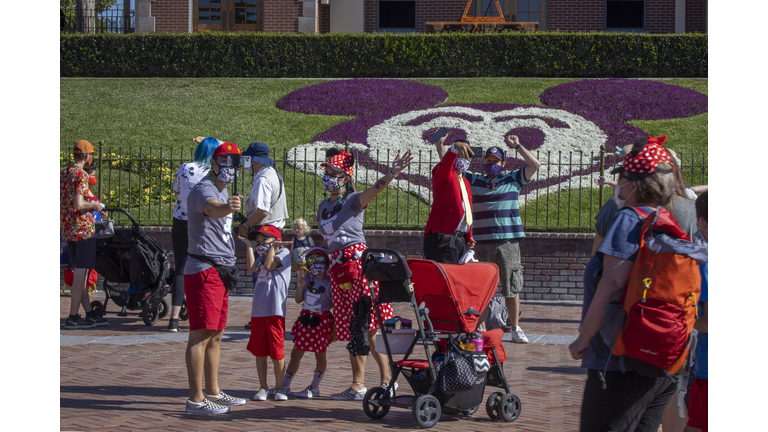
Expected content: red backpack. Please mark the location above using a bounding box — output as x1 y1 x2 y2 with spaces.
600 206 707 384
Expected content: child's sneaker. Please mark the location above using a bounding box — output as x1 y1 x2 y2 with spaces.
273 388 288 401
330 387 367 401
296 386 320 398
268 387 291 397
203 390 246 406
510 326 530 343
252 387 268 401
185 398 230 415
64 314 94 329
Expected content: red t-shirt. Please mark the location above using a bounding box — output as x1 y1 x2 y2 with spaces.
60 163 94 241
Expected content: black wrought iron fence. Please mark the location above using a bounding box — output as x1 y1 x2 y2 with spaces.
60 142 708 232
61 7 134 34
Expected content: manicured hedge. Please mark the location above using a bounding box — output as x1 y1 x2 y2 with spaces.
60 32 707 78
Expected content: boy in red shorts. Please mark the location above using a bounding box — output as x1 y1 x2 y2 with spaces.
183 143 247 414
687 191 708 432
238 224 292 401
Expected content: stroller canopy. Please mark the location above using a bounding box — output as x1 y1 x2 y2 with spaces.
406 260 499 333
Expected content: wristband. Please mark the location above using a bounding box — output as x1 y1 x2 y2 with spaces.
514 143 522 150
387 169 398 178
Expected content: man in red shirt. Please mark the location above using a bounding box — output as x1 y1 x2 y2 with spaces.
423 137 476 264
61 140 109 329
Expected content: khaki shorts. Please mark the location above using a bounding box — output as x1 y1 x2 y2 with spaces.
474 239 523 298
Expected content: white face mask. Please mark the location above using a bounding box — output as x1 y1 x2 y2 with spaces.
613 181 635 209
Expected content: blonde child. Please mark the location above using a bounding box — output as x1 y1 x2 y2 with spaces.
282 247 335 398
239 225 292 401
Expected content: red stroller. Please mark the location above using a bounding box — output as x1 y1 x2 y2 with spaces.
360 248 521 428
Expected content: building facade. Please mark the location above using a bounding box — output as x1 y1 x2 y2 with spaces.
144 0 706 34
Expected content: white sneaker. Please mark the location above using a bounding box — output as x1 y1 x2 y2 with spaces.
185 398 230 415
330 387 367 401
510 326 529 343
296 385 320 398
273 388 288 401
203 390 246 406
268 387 291 398
252 387 268 401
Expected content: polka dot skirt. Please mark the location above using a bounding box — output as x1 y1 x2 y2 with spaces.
291 309 334 353
330 243 394 342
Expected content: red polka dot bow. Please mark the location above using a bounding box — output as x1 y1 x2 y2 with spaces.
621 136 672 174
321 151 354 177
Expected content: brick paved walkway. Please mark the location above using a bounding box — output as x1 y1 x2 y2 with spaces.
61 294 591 431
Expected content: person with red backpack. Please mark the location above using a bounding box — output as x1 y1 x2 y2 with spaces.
568 138 706 432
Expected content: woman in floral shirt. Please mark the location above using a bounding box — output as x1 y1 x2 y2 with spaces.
166 136 220 332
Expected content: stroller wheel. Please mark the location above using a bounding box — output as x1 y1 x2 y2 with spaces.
142 302 159 326
157 299 169 319
499 393 521 422
362 387 390 419
179 299 188 321
412 394 441 428
90 300 105 317
486 391 504 421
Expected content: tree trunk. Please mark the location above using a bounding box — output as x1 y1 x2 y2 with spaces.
76 0 96 34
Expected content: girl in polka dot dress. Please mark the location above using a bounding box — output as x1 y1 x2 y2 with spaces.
314 150 414 401
283 247 334 398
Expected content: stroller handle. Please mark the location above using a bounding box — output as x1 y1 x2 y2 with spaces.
103 208 140 229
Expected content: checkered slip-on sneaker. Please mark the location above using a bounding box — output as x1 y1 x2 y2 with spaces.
252 388 268 401
296 386 320 398
185 399 230 415
330 387 367 401
64 315 95 329
381 381 399 398
203 390 246 406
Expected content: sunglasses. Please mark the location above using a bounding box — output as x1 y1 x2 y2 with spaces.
306 256 328 265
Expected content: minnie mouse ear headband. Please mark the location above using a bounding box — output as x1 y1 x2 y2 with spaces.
304 247 330 260
320 150 354 177
610 135 673 175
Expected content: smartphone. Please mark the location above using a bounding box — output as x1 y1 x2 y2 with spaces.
470 146 483 157
430 127 449 143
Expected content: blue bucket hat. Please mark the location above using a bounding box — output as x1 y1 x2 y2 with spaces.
242 142 274 167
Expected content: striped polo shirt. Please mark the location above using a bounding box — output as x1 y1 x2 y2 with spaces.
463 168 528 244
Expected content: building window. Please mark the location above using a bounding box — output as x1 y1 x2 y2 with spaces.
517 0 540 23
605 0 645 30
479 0 503 18
193 0 263 32
378 0 416 32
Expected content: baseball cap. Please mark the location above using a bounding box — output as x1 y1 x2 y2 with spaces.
212 142 242 158
320 151 354 177
304 247 330 261
485 146 505 161
610 136 673 175
250 224 282 241
242 142 275 167
73 140 95 154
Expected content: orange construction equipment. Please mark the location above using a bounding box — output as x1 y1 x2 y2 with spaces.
460 0 505 22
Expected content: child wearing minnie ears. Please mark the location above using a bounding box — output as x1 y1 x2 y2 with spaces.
283 247 335 398
239 224 293 401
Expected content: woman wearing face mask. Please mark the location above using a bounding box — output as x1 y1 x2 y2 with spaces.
569 138 682 432
167 136 221 333
314 150 413 401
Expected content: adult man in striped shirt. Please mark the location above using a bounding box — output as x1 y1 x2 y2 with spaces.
436 135 540 343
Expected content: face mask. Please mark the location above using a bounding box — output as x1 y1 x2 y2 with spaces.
322 174 342 192
309 263 327 276
88 176 97 186
213 160 236 185
255 242 272 257
454 157 470 173
484 163 503 177
613 182 635 209
83 154 93 169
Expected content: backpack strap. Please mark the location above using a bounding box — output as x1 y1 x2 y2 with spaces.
676 330 698 417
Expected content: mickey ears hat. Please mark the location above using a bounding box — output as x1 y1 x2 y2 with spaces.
250 224 282 241
321 150 354 177
611 135 673 175
304 246 330 261
212 142 242 157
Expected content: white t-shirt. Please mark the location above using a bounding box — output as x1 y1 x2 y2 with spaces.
244 166 286 229
172 162 210 220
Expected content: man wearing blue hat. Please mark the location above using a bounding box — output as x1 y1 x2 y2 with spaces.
237 142 289 238
435 135 540 343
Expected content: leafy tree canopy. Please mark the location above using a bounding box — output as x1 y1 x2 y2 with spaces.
60 1 120 14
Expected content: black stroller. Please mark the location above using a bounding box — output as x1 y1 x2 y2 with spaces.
90 208 179 326
360 248 521 428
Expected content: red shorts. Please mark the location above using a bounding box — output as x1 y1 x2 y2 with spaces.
248 316 285 360
291 309 334 353
687 378 708 431
184 267 229 331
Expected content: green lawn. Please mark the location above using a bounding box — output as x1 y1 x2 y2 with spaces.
61 78 707 229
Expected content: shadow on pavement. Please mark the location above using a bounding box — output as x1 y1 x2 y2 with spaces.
519 317 582 324
526 366 587 375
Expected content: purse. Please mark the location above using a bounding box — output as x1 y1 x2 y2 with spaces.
434 337 478 394
330 256 360 290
